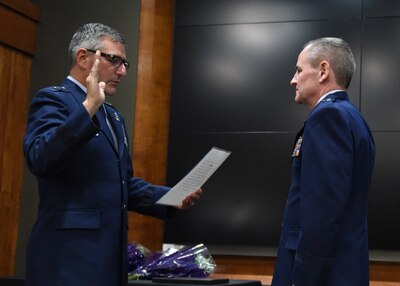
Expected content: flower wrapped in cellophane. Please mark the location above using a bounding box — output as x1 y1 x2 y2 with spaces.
127 243 216 280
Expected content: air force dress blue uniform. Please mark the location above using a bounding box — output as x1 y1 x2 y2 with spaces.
24 78 172 286
272 91 375 286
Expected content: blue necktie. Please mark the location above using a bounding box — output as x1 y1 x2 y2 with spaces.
99 105 118 151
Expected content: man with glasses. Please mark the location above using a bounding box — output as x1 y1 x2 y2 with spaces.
23 23 201 286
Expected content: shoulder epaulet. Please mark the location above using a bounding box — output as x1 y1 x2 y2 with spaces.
50 86 69 92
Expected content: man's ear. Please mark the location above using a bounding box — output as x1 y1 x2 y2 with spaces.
319 61 330 83
75 48 92 69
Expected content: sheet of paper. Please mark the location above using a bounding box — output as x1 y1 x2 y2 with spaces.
156 147 231 206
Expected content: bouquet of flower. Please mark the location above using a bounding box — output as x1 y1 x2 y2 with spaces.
127 243 216 280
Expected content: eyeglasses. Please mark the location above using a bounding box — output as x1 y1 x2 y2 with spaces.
86 49 130 70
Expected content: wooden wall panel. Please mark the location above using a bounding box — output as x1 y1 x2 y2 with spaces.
129 0 174 251
371 262 400 283
0 0 39 18
210 256 400 285
0 45 33 275
0 0 38 276
0 0 39 55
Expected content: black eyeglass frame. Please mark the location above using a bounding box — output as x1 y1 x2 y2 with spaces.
86 49 130 70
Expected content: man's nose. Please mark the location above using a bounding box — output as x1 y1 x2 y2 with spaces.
116 64 127 76
290 76 297 86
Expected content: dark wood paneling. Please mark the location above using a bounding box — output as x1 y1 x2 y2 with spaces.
0 0 39 19
0 0 39 55
129 0 174 252
211 257 400 285
0 45 33 275
0 0 38 276
370 262 400 283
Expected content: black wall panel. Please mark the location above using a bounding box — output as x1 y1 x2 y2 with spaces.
165 0 400 255
165 133 293 248
362 18 400 131
175 0 362 26
368 132 400 249
363 0 400 17
170 20 361 133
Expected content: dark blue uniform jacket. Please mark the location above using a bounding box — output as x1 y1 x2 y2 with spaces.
272 91 375 286
24 78 172 286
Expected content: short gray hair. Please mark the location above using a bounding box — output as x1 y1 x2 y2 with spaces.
68 22 126 67
304 37 356 89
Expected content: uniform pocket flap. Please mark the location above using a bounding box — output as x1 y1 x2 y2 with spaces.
285 229 300 250
55 209 100 230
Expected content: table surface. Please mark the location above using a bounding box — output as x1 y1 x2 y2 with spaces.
128 279 262 286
